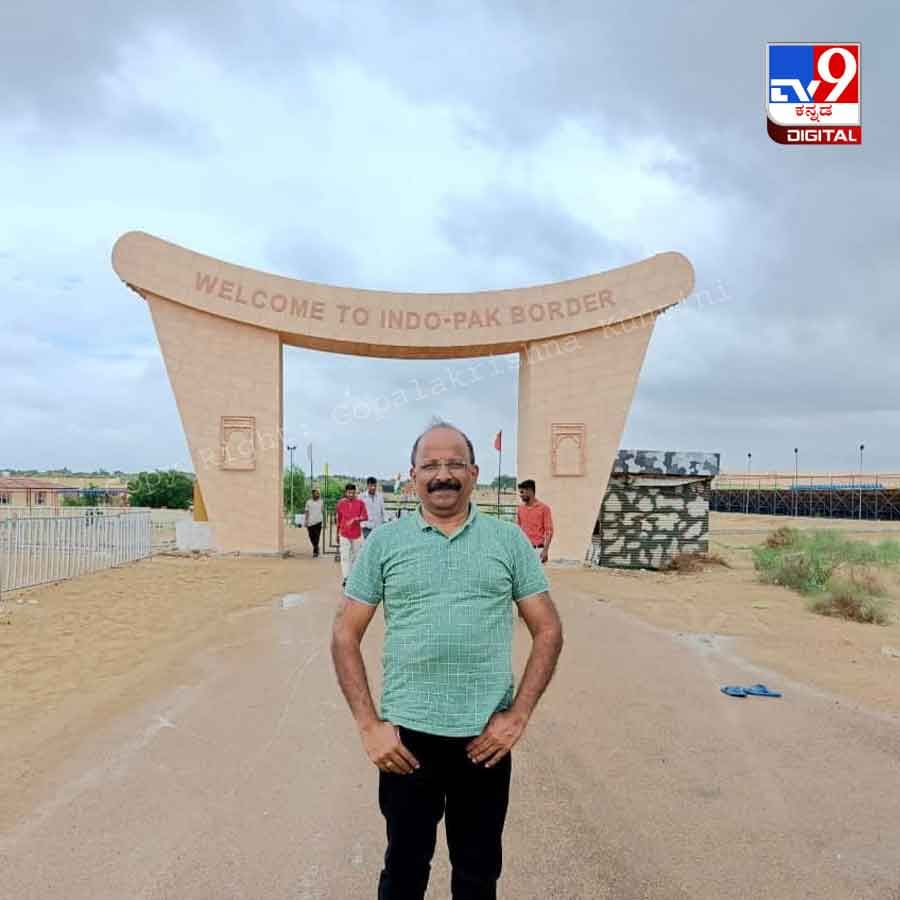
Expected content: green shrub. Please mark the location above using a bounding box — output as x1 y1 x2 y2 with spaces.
759 551 821 593
753 527 900 618
807 568 894 625
874 539 900 566
753 543 831 593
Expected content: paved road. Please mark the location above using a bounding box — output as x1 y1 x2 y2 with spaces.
3 578 899 899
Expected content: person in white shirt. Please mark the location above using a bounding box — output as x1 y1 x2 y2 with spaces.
304 488 324 558
361 477 386 539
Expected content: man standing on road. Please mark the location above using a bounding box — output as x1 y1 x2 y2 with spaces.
331 420 564 899
361 476 386 540
516 479 554 564
304 487 324 558
336 483 367 587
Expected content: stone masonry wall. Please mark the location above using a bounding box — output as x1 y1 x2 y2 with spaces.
589 479 710 569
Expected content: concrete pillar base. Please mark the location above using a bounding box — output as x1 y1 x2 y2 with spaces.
176 521 215 552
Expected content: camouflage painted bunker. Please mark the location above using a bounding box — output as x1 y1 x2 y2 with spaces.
590 450 721 569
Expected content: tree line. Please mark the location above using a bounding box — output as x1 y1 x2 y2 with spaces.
109 470 521 511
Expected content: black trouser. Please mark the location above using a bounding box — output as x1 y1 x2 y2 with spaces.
377 726 512 900
307 522 322 556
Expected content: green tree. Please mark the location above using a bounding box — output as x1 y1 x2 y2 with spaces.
308 477 357 504
127 470 194 509
491 474 518 490
284 468 309 516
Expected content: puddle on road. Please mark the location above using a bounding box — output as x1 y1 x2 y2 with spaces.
673 631 737 656
280 593 310 609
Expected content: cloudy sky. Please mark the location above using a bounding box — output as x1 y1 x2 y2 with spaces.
1 2 896 478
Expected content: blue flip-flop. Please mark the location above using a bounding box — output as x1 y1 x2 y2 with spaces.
720 685 748 697
744 684 782 698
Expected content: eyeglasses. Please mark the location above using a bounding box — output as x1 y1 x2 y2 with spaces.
417 459 470 474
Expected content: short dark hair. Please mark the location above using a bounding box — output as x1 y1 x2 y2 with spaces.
345 482 356 491
366 476 377 485
518 479 536 492
410 419 475 467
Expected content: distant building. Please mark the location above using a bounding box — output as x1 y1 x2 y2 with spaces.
0 476 129 508
589 450 720 569
0 477 72 508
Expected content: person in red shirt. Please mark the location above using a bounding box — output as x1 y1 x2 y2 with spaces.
336 483 368 586
516 479 554 564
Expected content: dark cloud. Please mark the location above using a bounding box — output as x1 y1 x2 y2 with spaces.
2 0 898 475
0 1 335 141
347 3 897 161
439 190 633 282
0 325 188 471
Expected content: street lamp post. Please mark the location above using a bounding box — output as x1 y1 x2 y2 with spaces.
859 443 865 520
745 452 752 514
287 444 297 521
793 448 799 518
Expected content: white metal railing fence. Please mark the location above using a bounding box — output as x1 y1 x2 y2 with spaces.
0 505 141 521
0 506 183 548
0 510 152 593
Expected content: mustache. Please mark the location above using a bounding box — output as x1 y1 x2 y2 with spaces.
427 479 461 493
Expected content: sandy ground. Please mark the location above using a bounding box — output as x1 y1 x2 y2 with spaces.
2 513 900 897
573 512 900 715
0 552 322 831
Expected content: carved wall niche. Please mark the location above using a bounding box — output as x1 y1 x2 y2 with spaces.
220 416 256 470
551 423 586 477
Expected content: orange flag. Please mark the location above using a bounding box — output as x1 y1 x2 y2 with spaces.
494 431 502 451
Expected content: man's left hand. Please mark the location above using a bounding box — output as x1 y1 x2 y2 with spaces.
466 709 528 767
540 547 549 563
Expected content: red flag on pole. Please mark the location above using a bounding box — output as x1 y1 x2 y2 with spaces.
494 431 502 451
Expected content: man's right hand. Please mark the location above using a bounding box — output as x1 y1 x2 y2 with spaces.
360 720 420 774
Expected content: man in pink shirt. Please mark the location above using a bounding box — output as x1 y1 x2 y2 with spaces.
336 483 368 586
516 479 554 564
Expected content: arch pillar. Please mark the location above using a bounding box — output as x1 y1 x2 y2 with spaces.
517 321 655 561
147 294 284 554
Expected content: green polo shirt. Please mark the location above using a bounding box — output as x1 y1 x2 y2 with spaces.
345 503 549 737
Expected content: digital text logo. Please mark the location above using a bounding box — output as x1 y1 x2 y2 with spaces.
766 44 861 146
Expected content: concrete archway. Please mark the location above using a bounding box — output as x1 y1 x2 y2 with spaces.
112 231 693 560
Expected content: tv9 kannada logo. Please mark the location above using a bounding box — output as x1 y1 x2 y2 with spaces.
766 44 861 145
